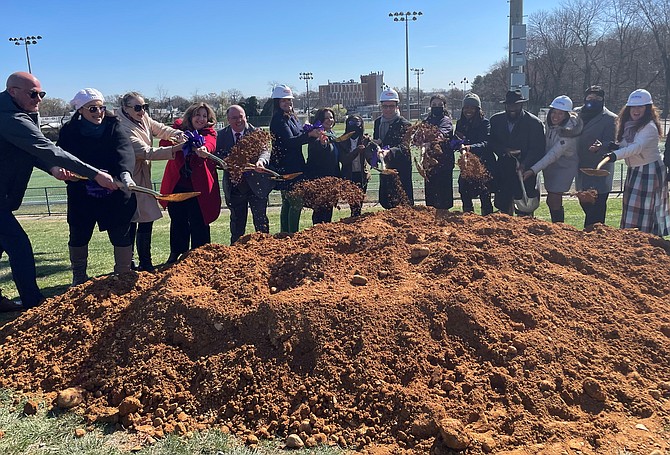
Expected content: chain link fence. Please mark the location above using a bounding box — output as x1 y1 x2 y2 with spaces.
15 164 628 217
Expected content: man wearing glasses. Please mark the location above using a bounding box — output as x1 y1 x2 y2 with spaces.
0 71 117 312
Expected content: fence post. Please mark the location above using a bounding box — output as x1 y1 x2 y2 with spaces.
44 187 51 216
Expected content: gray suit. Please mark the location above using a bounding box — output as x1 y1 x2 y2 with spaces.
575 106 617 193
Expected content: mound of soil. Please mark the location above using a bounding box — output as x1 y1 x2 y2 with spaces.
1 207 670 454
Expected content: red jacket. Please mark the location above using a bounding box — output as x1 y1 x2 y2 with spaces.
159 125 221 224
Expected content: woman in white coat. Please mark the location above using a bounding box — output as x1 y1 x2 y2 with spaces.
117 92 185 271
603 89 669 236
523 95 583 222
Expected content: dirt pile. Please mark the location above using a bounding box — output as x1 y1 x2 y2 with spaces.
1 207 670 454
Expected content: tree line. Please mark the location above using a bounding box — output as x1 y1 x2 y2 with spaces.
470 0 669 117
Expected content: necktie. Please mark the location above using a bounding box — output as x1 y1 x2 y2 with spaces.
235 132 241 143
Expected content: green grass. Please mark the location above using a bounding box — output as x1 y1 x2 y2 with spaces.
0 390 343 454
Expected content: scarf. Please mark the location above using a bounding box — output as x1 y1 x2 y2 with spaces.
379 113 399 141
623 120 640 144
79 117 106 138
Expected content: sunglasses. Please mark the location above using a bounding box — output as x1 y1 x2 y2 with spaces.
86 105 107 113
131 104 149 112
29 90 47 99
347 119 362 125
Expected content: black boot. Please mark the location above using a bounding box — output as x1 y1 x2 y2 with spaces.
480 195 494 215
136 232 155 272
461 198 474 213
550 208 565 223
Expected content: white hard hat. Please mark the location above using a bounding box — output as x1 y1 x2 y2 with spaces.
626 89 652 106
549 95 573 112
271 84 294 99
379 88 400 103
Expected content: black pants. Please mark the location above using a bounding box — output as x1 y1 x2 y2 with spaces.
167 198 210 255
348 171 367 217
227 180 269 244
581 192 609 228
312 207 334 224
68 217 133 248
0 210 44 308
462 192 494 215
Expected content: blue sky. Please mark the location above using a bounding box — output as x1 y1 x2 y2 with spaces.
1 0 554 103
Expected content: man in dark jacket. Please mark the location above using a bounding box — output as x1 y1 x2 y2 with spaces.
215 105 273 244
373 88 413 208
0 72 116 311
574 86 617 228
489 90 545 215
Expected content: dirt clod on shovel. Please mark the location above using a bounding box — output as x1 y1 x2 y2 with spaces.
1 206 670 454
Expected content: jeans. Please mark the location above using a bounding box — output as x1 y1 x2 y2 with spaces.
0 210 44 308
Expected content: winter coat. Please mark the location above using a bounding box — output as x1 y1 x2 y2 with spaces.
455 114 494 198
215 124 273 201
0 90 100 211
531 112 583 193
489 109 545 201
159 125 221 224
306 131 341 179
117 110 179 223
574 106 617 193
270 111 309 191
57 115 137 231
373 115 413 208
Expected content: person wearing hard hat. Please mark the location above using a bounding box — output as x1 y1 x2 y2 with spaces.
574 85 617 228
269 84 322 233
601 89 669 236
523 95 583 223
489 89 545 216
373 88 413 208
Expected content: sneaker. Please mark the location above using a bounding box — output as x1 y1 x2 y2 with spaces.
0 296 23 313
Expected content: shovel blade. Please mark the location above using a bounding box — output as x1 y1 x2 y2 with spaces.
274 172 303 181
156 191 201 202
580 168 610 177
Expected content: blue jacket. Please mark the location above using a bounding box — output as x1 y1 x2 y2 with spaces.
270 112 309 190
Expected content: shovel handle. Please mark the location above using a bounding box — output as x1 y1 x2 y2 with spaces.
596 156 611 170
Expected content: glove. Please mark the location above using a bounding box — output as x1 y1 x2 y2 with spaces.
603 152 617 163
607 141 620 152
119 171 136 189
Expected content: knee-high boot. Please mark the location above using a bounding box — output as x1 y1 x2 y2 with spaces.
113 246 134 274
69 245 89 286
136 232 154 272
550 208 565 223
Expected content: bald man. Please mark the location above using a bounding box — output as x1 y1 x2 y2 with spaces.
214 105 273 244
0 72 117 311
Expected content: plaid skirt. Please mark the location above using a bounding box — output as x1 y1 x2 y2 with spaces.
621 160 670 236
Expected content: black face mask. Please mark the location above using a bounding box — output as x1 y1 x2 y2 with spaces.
431 106 444 118
582 100 604 112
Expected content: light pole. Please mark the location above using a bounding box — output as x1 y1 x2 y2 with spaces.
448 81 457 116
461 77 469 94
299 72 313 115
389 11 422 121
8 35 42 74
411 68 424 117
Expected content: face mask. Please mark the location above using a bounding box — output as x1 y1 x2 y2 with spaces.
431 106 444 117
583 100 604 112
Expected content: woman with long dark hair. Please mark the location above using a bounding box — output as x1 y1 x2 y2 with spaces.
57 88 136 285
269 84 321 233
160 103 220 262
604 89 669 236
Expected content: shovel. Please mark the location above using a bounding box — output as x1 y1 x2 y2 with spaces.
200 150 227 169
129 185 200 203
243 165 303 181
370 167 398 175
580 156 612 177
508 150 539 213
71 174 200 203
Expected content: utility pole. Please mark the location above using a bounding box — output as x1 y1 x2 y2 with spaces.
411 68 424 117
389 11 422 120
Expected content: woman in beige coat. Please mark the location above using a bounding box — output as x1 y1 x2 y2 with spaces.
118 92 185 271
